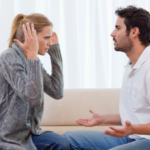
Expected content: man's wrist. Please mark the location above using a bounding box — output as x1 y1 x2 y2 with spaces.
100 115 107 124
130 124 138 135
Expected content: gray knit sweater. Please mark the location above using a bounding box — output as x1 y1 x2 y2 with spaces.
0 42 63 150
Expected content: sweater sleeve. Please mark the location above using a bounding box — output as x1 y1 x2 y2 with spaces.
43 43 64 99
1 52 43 107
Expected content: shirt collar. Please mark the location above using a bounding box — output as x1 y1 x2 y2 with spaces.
124 46 150 70
124 60 132 69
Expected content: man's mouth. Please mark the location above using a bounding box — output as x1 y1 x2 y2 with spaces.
113 38 117 45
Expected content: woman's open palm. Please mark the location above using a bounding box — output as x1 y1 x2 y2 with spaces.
14 22 39 59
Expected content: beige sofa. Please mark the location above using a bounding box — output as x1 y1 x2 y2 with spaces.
40 89 122 135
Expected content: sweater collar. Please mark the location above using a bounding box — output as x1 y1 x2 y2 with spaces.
11 42 27 67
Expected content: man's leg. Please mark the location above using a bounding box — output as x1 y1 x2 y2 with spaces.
109 138 150 150
63 130 129 150
32 131 72 150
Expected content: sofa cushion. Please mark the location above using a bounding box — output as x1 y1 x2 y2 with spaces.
41 89 121 126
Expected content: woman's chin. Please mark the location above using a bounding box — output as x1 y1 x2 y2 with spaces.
38 52 47 56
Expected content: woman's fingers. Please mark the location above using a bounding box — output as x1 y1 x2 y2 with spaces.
22 24 28 40
31 23 37 39
31 23 34 36
52 32 57 37
26 22 32 37
22 22 37 43
51 32 59 44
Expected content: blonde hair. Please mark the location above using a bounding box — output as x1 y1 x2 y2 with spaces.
9 13 53 47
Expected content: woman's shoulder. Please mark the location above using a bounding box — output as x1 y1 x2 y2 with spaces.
0 47 23 65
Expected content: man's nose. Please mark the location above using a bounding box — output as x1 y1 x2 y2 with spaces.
110 30 116 37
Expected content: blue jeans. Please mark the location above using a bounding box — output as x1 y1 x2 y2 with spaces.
62 130 150 150
32 131 72 150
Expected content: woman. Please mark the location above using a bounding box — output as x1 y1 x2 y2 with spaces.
0 14 71 150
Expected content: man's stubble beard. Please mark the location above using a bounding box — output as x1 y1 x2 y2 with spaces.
114 36 133 53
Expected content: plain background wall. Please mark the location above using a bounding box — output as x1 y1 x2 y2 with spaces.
0 0 150 88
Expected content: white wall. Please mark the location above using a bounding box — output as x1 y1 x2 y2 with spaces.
0 0 150 88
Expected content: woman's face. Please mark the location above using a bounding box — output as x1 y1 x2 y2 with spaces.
37 26 53 55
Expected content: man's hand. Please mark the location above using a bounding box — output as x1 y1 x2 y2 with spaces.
104 120 133 138
76 110 101 127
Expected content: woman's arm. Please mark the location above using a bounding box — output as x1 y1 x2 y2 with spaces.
43 32 63 99
43 43 63 99
1 52 43 107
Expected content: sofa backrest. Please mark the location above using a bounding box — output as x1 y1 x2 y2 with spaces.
41 89 121 126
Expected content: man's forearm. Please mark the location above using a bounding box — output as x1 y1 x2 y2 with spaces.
131 123 150 135
100 114 122 125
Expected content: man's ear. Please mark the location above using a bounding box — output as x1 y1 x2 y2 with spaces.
132 27 140 38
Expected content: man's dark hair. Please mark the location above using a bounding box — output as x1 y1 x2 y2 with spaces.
115 6 150 46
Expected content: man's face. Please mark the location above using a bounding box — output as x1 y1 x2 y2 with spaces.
111 17 133 53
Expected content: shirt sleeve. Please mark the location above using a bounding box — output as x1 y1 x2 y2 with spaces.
42 43 64 99
1 51 43 107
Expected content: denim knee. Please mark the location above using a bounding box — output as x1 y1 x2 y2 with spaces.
55 137 71 150
63 131 76 139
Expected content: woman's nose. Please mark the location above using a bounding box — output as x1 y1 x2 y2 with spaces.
48 39 52 46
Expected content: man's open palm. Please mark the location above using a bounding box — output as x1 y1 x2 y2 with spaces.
76 110 101 127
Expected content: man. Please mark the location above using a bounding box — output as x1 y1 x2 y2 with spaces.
63 6 150 150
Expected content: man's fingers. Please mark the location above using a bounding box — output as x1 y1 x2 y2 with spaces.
76 119 88 123
125 120 131 126
89 109 94 114
76 120 91 127
14 39 23 48
76 119 89 125
109 126 125 134
76 121 86 125
104 130 124 138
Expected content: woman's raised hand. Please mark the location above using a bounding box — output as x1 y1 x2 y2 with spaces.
14 22 39 60
51 32 59 45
